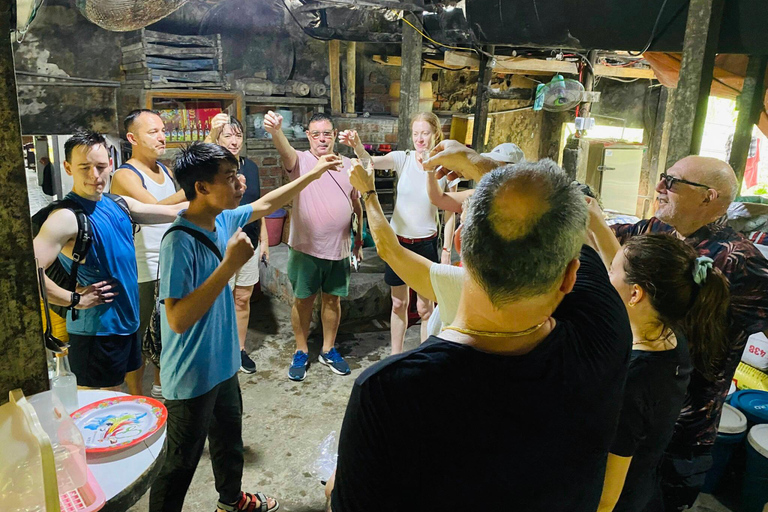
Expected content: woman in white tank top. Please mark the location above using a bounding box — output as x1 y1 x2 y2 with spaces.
339 112 456 354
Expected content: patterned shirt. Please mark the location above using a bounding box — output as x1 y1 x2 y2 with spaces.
612 216 768 448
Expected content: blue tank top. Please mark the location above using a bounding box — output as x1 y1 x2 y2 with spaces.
57 192 140 336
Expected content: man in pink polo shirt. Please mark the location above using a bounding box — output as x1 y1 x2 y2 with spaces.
264 111 363 381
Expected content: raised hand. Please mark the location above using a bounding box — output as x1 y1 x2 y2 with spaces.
209 112 230 142
338 129 360 149
425 140 496 182
263 110 283 135
348 159 375 193
585 196 606 230
237 173 247 190
76 280 119 309
225 228 255 270
309 154 343 178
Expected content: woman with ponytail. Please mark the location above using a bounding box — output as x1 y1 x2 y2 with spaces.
586 198 730 512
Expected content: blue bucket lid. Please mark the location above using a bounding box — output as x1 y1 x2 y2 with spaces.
266 208 287 219
731 390 768 424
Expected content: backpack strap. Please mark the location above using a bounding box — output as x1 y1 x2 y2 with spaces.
31 198 93 321
162 225 223 261
104 192 140 237
116 163 146 189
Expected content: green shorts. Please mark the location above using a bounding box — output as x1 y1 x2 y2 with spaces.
287 248 351 299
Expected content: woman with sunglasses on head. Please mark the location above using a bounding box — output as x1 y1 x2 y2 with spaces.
339 112 456 354
208 113 269 374
586 197 730 512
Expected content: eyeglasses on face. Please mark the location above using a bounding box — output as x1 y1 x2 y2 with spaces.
308 130 335 139
659 172 711 191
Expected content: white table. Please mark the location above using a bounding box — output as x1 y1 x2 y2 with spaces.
77 390 166 511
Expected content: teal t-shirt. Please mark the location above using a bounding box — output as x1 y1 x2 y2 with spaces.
158 205 253 400
58 193 139 336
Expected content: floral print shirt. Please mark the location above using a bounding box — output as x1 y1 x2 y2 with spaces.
612 216 768 448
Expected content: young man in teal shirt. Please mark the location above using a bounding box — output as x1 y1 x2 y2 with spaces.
149 142 341 512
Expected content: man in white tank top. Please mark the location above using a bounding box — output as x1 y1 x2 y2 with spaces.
111 109 187 398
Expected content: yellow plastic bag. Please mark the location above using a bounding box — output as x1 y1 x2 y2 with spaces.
40 300 69 343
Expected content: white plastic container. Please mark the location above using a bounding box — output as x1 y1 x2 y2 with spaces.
27 390 87 494
742 332 768 371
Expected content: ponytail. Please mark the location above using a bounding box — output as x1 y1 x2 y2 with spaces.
622 235 730 381
682 264 730 381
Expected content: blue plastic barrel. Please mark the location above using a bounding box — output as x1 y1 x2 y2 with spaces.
731 390 768 425
740 424 768 512
702 403 748 493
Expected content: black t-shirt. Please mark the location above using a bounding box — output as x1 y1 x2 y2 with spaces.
610 335 692 512
331 246 632 512
238 157 261 246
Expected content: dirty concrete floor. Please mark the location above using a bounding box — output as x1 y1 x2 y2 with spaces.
125 293 735 512
128 293 415 512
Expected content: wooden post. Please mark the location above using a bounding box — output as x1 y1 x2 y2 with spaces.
0 5 49 403
329 40 342 115
665 0 725 169
471 45 494 153
398 12 422 150
729 55 768 189
578 50 599 122
345 41 357 116
640 87 671 217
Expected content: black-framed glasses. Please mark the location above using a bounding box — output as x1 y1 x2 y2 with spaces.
659 172 712 191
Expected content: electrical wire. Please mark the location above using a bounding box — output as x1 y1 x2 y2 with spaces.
400 15 473 51
423 57 469 71
628 0 671 56
602 76 643 83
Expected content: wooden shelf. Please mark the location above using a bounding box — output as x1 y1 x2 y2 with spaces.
245 96 329 106
246 139 311 151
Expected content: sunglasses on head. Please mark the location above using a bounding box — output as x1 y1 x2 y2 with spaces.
659 172 711 191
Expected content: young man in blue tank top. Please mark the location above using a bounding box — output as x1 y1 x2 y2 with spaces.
33 130 187 395
111 109 188 399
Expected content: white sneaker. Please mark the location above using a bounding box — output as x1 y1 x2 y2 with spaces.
150 385 164 400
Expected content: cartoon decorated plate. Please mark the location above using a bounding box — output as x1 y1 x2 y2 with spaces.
71 396 167 454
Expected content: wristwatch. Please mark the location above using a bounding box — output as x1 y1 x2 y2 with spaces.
362 190 377 201
69 291 81 309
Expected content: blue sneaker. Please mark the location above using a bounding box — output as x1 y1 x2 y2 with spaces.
288 350 309 381
318 348 351 376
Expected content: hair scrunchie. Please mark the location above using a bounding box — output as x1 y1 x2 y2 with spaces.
693 256 714 285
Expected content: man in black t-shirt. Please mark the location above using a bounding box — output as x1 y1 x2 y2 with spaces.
332 154 632 512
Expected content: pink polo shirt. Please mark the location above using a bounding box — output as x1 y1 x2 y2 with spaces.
286 150 359 261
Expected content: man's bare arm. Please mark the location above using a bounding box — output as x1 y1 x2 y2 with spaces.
121 195 188 224
111 168 187 205
33 209 117 308
264 111 298 171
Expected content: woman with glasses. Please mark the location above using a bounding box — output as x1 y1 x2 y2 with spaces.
208 113 269 374
587 198 730 512
339 112 456 354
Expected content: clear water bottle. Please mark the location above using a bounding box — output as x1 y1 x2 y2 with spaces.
52 351 79 415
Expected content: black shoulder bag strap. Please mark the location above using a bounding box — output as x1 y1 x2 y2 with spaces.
162 225 223 261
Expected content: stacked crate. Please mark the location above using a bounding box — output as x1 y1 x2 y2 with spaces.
121 29 226 89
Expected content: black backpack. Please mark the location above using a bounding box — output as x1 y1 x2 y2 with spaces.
31 193 136 319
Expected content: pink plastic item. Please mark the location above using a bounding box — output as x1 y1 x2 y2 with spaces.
59 467 105 512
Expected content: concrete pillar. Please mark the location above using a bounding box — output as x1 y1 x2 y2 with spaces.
729 55 768 189
0 5 49 403
665 0 725 169
471 46 494 154
398 12 422 150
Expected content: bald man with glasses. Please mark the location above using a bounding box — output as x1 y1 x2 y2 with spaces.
611 155 768 510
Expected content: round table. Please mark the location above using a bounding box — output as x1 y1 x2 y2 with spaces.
77 390 166 512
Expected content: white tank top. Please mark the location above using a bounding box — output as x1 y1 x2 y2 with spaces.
119 163 177 283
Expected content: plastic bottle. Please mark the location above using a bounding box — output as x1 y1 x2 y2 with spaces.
52 351 79 415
